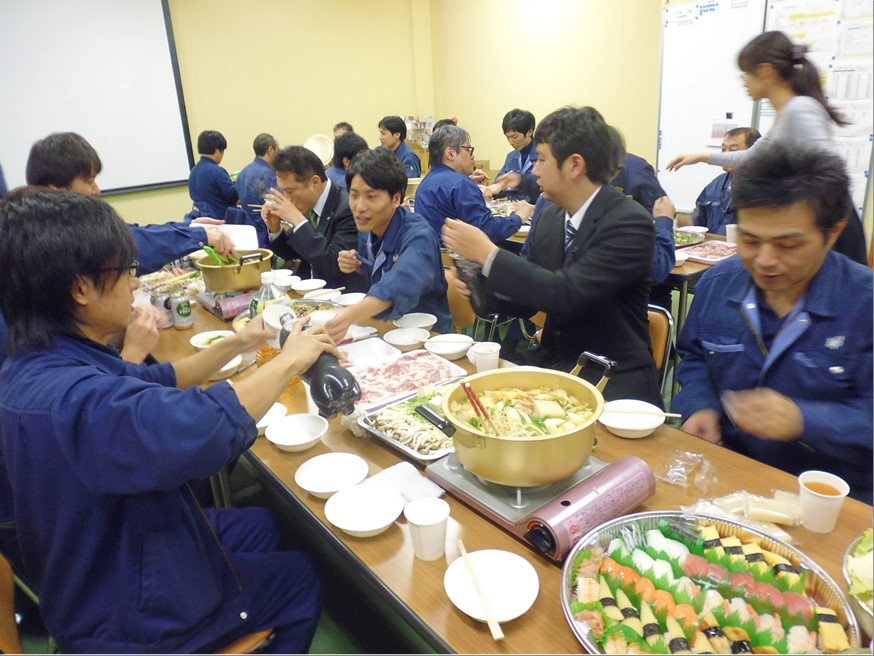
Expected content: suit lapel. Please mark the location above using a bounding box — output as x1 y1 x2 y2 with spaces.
563 186 616 264
318 184 338 235
537 204 566 267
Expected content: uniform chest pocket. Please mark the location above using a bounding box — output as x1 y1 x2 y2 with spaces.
792 350 855 387
701 340 744 354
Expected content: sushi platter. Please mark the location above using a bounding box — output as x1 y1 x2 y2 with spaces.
561 511 861 654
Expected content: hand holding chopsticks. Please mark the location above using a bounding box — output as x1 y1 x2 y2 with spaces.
461 381 499 434
457 539 504 641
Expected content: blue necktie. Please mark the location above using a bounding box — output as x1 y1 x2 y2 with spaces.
564 220 577 252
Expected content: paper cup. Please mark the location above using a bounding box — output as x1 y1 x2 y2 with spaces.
467 341 501 372
725 223 738 245
798 470 849 534
404 497 450 561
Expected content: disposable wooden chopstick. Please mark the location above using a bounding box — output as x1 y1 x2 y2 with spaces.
457 539 504 641
461 382 499 434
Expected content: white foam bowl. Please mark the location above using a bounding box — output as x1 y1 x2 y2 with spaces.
599 399 665 438
189 330 234 349
335 292 367 307
325 483 405 537
424 333 474 360
393 312 438 330
265 413 329 452
673 250 689 266
677 226 708 234
294 452 369 499
256 402 287 436
303 288 342 301
383 328 430 352
274 274 301 291
292 278 327 294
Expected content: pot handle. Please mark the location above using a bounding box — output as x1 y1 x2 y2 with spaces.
569 351 615 392
235 251 265 274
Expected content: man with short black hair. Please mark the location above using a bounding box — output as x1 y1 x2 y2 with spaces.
673 142 872 503
325 132 368 190
483 109 540 202
188 129 239 221
235 133 279 246
261 146 364 290
376 115 421 177
325 149 450 343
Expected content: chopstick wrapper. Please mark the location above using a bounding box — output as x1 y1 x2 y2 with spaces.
367 462 444 504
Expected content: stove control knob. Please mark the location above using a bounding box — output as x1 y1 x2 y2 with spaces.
524 523 555 555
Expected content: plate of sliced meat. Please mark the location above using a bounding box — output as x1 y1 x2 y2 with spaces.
683 241 738 264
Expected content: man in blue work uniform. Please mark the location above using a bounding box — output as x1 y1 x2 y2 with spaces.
0 191 336 652
234 132 279 247
325 131 369 190
674 143 872 503
325 149 451 343
679 127 760 235
482 109 540 203
415 124 533 245
376 115 422 178
189 129 240 221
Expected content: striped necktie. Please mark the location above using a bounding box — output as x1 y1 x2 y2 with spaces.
307 210 318 228
564 220 577 252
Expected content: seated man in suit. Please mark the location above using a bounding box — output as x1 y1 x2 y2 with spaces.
678 127 761 235
235 132 279 247
443 106 661 405
673 143 872 503
261 146 365 291
376 115 421 178
325 131 368 190
188 130 239 221
415 125 533 245
482 108 540 203
325 149 451 343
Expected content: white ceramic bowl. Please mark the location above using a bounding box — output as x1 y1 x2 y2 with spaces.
424 334 474 361
256 402 287 436
265 413 329 452
383 328 430 352
677 225 708 234
294 452 369 499
335 292 367 307
393 312 438 331
324 483 405 537
189 330 234 349
274 274 301 291
292 278 327 294
303 288 342 301
673 250 689 266
598 399 665 438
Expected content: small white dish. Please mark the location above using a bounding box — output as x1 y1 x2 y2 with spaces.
424 334 473 361
383 328 430 352
335 292 367 307
209 354 243 381
444 549 539 623
265 413 328 452
599 399 665 438
338 338 401 366
292 278 327 294
673 250 689 266
324 482 404 537
274 274 301 291
303 288 342 301
294 452 369 499
189 330 234 349
677 225 708 234
256 402 287 436
393 312 438 331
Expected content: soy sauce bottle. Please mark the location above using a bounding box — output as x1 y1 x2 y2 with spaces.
277 312 361 418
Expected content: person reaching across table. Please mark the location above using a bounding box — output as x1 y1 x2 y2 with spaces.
666 31 866 264
0 191 337 652
673 143 872 503
325 149 451 343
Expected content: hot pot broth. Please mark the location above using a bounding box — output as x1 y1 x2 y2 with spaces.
449 386 593 436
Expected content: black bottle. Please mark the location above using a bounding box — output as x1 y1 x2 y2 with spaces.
277 312 361 418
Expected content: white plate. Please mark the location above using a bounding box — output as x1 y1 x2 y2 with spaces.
677 225 708 234
444 549 539 623
393 312 438 330
303 133 334 166
324 482 405 537
303 288 342 301
294 452 369 499
189 330 234 349
383 328 430 352
335 292 367 307
292 278 327 293
209 354 243 380
215 224 258 250
599 399 665 438
424 334 473 361
256 401 287 436
338 338 401 366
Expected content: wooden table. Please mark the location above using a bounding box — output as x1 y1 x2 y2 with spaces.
154 306 872 654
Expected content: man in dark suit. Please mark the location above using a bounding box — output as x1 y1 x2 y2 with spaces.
443 106 661 405
261 146 366 291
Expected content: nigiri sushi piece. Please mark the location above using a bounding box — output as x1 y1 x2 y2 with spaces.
741 542 768 573
723 626 753 654
575 575 600 604
662 535 691 565
607 537 630 560
720 535 744 560
647 529 668 553
651 558 676 585
616 588 644 637
700 588 726 614
599 576 624 623
785 625 816 654
755 612 786 642
698 612 732 654
632 549 656 575
574 608 605 640
690 630 715 654
761 548 801 587
603 630 629 655
640 600 662 648
699 525 723 555
728 596 756 623
673 576 700 600
815 606 850 653
575 546 604 578
664 616 692 654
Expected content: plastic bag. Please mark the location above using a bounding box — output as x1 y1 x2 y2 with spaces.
655 450 718 495
680 499 797 545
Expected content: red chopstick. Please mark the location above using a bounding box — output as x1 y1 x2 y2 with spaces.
461 382 499 434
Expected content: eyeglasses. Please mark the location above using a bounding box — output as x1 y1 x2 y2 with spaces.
460 145 475 157
92 260 140 278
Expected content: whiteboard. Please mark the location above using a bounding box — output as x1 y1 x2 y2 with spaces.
656 0 767 211
0 0 193 194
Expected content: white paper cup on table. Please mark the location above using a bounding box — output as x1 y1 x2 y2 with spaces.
798 470 850 533
467 342 501 372
725 223 738 245
404 497 450 561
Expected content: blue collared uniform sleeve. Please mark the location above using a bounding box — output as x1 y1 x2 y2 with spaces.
651 216 676 284
455 177 521 243
400 147 422 178
130 224 208 275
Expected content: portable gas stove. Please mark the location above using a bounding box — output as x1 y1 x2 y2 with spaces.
426 454 655 563
196 290 257 320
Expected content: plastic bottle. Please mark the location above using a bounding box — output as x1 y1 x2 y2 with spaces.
248 271 290 318
277 311 361 418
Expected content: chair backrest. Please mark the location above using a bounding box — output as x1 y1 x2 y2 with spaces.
647 304 674 395
445 267 476 329
0 553 22 655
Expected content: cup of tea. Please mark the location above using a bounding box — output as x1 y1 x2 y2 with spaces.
467 341 501 372
798 470 850 533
